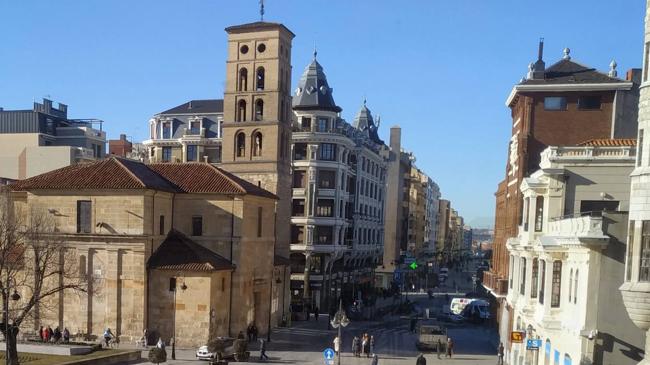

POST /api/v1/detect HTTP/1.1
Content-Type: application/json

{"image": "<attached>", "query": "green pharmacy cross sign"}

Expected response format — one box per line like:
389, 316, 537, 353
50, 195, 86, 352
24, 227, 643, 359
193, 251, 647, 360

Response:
409, 262, 418, 270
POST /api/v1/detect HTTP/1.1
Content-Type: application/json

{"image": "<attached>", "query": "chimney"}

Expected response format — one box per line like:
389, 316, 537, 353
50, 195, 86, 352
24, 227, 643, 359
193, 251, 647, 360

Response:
531, 38, 546, 79
188, 100, 193, 110
120, 134, 127, 141
626, 68, 643, 84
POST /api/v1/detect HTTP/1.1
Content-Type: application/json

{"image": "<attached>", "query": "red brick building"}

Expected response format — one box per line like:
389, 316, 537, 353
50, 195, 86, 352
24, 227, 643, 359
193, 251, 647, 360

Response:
482, 42, 640, 347
108, 134, 132, 157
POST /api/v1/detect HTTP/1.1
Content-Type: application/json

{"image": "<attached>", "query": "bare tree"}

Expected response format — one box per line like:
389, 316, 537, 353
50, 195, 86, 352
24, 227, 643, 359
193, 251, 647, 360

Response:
0, 187, 91, 365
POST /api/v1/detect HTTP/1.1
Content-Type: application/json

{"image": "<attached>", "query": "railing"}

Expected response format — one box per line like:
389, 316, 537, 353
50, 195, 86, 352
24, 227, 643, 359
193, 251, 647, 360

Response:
546, 213, 607, 238
183, 127, 204, 137
73, 147, 95, 160
540, 145, 635, 167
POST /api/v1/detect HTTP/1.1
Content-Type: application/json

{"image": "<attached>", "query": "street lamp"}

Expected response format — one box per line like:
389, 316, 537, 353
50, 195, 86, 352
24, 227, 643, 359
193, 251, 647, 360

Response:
171, 277, 187, 360
330, 299, 349, 365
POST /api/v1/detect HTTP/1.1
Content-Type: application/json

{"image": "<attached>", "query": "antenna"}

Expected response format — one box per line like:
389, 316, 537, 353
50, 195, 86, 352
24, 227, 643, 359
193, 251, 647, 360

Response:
259, 0, 265, 21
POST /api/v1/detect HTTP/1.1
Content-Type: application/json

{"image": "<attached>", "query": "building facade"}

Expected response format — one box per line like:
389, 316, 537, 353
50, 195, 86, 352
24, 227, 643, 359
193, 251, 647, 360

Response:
288, 54, 387, 312
483, 41, 641, 351
507, 142, 644, 365
144, 99, 223, 164
0, 99, 106, 179
621, 1, 650, 364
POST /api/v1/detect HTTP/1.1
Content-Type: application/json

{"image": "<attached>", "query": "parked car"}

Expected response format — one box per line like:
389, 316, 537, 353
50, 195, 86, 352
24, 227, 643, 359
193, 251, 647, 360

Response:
197, 337, 250, 362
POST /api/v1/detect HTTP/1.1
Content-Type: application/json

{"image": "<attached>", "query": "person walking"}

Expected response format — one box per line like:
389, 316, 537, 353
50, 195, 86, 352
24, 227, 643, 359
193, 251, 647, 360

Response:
369, 335, 375, 357
352, 336, 360, 357
497, 342, 505, 365
62, 328, 70, 343
436, 339, 443, 359
314, 306, 319, 322
416, 353, 427, 365
446, 337, 454, 358
47, 326, 54, 342
371, 353, 379, 365
333, 335, 341, 356
362, 334, 369, 358
259, 338, 269, 361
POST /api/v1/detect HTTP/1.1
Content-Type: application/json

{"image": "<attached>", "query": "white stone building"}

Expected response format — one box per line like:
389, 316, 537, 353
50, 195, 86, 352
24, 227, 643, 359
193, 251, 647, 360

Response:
507, 141, 645, 365
289, 54, 388, 313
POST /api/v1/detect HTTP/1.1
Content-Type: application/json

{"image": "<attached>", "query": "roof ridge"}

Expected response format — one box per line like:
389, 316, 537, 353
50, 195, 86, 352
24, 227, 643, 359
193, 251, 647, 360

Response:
547, 58, 625, 82
206, 164, 247, 194
112, 157, 148, 188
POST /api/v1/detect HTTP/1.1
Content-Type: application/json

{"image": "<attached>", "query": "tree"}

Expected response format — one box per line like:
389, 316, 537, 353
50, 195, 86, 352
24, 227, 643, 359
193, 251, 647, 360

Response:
0, 187, 91, 365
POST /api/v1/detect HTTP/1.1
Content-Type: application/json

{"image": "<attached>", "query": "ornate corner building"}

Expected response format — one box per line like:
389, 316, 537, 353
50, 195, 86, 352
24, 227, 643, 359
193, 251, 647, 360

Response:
288, 53, 388, 313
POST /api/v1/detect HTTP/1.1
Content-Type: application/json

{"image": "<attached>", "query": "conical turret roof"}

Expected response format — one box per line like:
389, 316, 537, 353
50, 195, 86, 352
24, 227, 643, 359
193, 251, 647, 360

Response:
292, 53, 341, 113
353, 100, 383, 144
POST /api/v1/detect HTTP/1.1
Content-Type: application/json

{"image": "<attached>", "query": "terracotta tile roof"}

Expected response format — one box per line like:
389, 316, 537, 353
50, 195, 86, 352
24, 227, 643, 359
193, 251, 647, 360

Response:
10, 158, 278, 199
148, 163, 278, 199
577, 138, 637, 147
10, 158, 178, 192
147, 229, 234, 272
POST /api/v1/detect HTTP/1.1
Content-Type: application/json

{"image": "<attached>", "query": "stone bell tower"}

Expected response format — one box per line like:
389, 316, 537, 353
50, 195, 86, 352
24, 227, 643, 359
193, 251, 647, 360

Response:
221, 21, 294, 258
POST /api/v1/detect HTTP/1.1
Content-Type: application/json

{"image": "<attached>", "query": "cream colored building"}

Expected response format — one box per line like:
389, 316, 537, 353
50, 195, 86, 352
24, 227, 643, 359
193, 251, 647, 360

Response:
9, 157, 283, 347
0, 99, 105, 180
507, 141, 644, 365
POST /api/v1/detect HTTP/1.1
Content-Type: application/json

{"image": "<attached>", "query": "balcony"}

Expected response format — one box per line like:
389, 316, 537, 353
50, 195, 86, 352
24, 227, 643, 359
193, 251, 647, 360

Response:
540, 145, 635, 168
546, 213, 607, 240
482, 271, 508, 297
182, 127, 205, 139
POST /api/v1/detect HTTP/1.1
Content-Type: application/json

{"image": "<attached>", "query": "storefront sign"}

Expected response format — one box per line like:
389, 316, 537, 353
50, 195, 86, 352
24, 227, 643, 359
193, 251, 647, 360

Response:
510, 331, 525, 343
526, 338, 542, 350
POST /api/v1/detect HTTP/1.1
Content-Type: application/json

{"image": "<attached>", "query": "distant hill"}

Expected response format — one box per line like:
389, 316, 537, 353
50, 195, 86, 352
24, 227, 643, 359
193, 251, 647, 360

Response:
467, 216, 494, 229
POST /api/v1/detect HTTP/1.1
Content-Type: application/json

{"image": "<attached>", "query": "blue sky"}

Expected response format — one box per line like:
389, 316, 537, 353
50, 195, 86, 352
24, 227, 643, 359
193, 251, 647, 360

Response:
0, 0, 645, 226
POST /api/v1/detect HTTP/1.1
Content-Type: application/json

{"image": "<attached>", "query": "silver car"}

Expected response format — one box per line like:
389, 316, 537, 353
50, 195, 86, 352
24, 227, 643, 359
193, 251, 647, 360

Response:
196, 337, 236, 361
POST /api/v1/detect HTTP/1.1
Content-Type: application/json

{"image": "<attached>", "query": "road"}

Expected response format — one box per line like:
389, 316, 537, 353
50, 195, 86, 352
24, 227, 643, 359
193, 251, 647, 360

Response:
135, 266, 499, 364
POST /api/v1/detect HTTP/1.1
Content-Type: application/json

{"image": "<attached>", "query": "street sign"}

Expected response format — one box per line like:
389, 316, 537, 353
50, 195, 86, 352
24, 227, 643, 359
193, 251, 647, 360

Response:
323, 348, 335, 363
526, 339, 542, 350
409, 262, 418, 270
510, 331, 525, 343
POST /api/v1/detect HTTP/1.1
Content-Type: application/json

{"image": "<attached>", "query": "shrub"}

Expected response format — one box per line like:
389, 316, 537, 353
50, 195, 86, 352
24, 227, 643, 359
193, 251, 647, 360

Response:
148, 347, 167, 364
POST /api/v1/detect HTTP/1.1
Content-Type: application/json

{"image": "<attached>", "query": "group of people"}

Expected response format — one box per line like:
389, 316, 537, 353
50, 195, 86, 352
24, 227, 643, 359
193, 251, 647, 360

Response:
245, 323, 259, 342
39, 326, 70, 344
351, 333, 374, 358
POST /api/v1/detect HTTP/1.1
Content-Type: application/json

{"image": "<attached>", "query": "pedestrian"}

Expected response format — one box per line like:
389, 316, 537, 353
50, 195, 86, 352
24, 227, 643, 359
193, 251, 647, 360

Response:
43, 327, 49, 343
259, 338, 269, 361
333, 335, 341, 355
314, 306, 319, 322
252, 324, 258, 341
247, 323, 253, 342
497, 342, 505, 365
39, 326, 44, 342
371, 353, 379, 365
446, 337, 454, 358
352, 336, 360, 357
47, 326, 54, 343
416, 353, 427, 365
53, 327, 62, 343
361, 333, 370, 357
436, 339, 442, 359
369, 335, 375, 356
63, 328, 70, 343
156, 337, 165, 350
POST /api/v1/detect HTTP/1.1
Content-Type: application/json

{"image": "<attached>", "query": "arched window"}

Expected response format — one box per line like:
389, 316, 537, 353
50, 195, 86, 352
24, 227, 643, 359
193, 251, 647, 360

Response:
551, 260, 562, 307
255, 99, 264, 121
574, 270, 578, 304
569, 269, 573, 303
564, 354, 572, 365
535, 196, 544, 231
252, 132, 263, 156
256, 67, 265, 90
236, 132, 246, 157
79, 255, 87, 277
237, 100, 247, 122
239, 68, 248, 91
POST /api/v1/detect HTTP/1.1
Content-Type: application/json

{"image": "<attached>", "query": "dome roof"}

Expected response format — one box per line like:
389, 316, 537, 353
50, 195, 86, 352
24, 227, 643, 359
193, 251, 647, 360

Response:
292, 54, 341, 113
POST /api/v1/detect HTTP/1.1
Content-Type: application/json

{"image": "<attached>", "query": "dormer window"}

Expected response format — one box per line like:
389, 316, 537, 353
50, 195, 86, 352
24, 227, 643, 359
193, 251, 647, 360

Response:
544, 97, 567, 111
